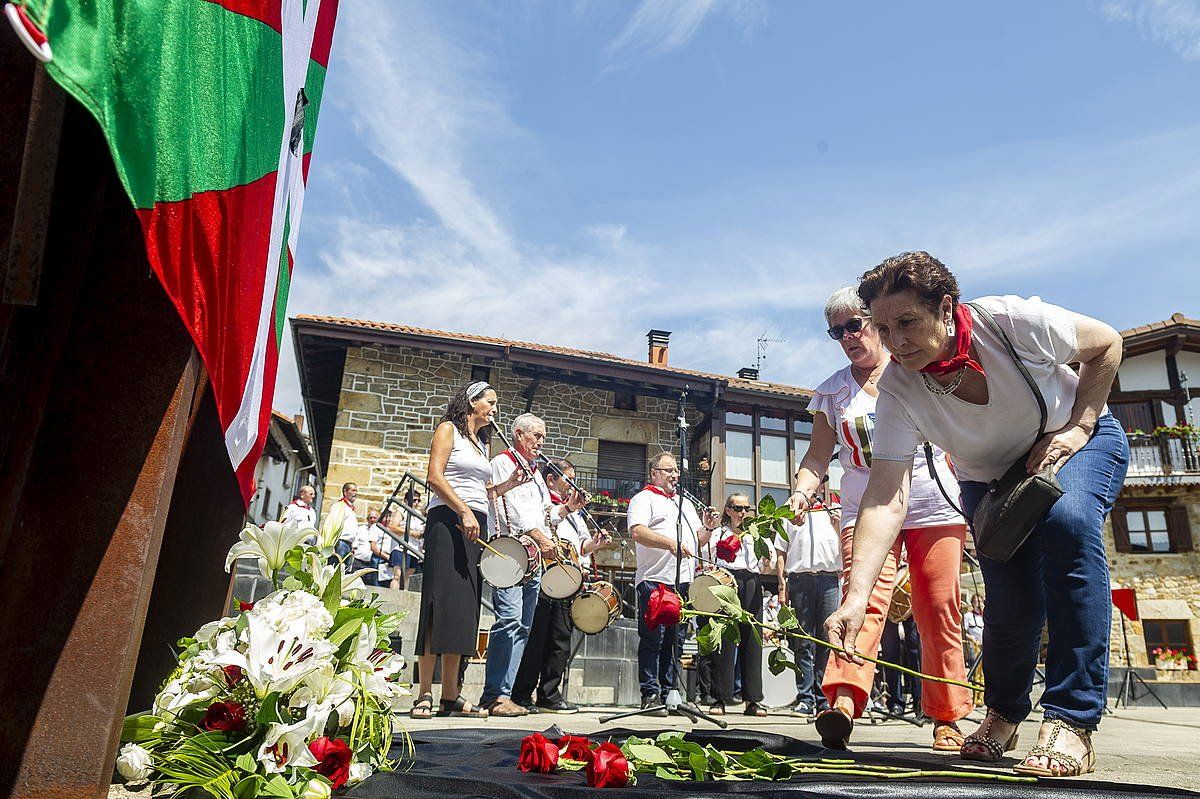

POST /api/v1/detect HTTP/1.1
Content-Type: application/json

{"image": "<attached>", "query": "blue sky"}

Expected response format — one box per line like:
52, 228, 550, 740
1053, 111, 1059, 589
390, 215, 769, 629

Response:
277, 0, 1200, 414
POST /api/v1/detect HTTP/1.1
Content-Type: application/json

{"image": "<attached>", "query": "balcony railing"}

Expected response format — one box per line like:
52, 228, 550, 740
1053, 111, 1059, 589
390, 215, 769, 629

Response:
1126, 430, 1200, 478
566, 466, 705, 506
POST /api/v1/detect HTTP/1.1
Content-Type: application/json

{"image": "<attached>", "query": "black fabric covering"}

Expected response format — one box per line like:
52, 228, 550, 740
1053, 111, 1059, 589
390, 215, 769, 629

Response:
342, 727, 1197, 798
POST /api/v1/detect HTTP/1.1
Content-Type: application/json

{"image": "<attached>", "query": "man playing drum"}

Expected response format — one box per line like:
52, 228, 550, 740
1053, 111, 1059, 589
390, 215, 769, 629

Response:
628, 452, 720, 714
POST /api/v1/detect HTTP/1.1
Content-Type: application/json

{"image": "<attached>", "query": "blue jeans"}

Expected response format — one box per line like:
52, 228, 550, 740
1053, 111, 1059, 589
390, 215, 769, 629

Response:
481, 575, 541, 703
636, 580, 689, 701
958, 413, 1128, 730
787, 571, 840, 706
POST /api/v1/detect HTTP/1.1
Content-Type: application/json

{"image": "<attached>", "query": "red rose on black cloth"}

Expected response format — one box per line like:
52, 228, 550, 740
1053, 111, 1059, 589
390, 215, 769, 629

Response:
715, 534, 742, 562
517, 732, 559, 773
558, 735, 594, 761
308, 736, 353, 789
586, 742, 630, 788
200, 701, 246, 733
645, 583, 681, 630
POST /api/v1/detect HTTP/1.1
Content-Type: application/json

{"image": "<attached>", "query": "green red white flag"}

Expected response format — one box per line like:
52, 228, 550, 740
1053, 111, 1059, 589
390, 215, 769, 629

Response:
5, 0, 340, 502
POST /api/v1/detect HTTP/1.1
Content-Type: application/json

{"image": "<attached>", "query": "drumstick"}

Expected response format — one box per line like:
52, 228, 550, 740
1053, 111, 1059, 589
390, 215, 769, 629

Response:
478, 538, 514, 560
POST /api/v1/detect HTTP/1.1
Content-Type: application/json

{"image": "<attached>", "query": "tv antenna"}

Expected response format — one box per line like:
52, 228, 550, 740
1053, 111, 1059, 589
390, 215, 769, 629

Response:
755, 332, 786, 372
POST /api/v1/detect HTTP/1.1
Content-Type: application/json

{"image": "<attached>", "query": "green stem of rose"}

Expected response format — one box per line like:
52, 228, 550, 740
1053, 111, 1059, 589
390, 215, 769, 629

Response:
685, 609, 983, 691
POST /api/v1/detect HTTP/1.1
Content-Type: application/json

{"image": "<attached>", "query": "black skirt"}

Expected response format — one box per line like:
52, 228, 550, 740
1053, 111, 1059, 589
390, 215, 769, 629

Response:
415, 505, 485, 656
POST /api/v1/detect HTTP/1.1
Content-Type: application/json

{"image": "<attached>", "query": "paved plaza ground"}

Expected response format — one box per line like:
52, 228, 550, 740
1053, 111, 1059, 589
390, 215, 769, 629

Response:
109, 704, 1200, 795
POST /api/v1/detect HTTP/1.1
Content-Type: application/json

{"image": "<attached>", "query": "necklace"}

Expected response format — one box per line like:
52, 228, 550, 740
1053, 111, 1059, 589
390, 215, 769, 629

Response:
922, 367, 966, 396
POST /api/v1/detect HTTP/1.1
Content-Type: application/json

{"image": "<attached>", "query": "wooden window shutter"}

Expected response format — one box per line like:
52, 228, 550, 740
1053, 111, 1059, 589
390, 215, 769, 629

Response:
1167, 505, 1193, 553
1111, 506, 1133, 553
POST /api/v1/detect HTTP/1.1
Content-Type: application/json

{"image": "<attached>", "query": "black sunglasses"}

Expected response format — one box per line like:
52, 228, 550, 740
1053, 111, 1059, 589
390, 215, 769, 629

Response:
728, 505, 753, 512
827, 317, 867, 340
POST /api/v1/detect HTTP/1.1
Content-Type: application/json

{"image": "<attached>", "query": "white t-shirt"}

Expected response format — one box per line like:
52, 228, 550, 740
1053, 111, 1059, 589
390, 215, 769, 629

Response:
554, 509, 592, 570
427, 425, 492, 514
627, 487, 705, 586
872, 295, 1083, 484
320, 498, 359, 544
776, 507, 841, 574
809, 364, 962, 529
489, 450, 551, 537
281, 499, 316, 529
374, 525, 396, 582
713, 525, 759, 572
351, 523, 375, 562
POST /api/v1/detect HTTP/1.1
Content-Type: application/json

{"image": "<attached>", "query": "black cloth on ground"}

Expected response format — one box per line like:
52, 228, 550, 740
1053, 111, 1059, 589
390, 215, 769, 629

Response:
342, 726, 1196, 798
415, 505, 485, 656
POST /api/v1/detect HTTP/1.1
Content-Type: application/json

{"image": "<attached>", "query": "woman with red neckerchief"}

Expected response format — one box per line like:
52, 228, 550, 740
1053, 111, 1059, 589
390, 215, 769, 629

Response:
788, 286, 972, 752
824, 252, 1128, 778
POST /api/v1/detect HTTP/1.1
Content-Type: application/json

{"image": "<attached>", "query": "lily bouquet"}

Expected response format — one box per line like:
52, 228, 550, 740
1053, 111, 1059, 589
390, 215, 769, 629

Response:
115, 520, 409, 798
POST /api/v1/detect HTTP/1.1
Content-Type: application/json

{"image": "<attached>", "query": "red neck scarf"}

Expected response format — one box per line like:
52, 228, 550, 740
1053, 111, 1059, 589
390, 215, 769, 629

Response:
504, 449, 534, 475
340, 497, 354, 508
643, 484, 676, 500
917, 303, 985, 377
549, 490, 565, 505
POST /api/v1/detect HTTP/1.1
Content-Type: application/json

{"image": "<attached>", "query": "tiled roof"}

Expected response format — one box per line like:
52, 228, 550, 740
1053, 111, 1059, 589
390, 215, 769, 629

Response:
293, 315, 813, 399
1121, 312, 1200, 338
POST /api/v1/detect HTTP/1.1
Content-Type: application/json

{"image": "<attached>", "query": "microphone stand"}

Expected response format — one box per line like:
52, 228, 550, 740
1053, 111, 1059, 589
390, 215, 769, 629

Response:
601, 386, 726, 728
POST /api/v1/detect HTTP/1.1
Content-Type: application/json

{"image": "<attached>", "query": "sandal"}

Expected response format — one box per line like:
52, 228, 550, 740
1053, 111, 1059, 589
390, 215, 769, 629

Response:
961, 709, 1019, 763
708, 703, 725, 716
1013, 719, 1095, 778
436, 695, 488, 718
814, 706, 853, 750
744, 702, 768, 717
932, 720, 965, 751
410, 692, 433, 720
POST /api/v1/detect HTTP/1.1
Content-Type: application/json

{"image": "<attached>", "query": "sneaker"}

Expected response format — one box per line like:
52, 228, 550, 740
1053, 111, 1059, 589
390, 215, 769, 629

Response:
489, 697, 528, 717
791, 701, 814, 717
640, 697, 668, 717
536, 698, 579, 714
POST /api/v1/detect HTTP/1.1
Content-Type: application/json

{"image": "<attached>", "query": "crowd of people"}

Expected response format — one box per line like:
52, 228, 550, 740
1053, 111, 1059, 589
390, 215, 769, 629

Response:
289, 251, 1127, 780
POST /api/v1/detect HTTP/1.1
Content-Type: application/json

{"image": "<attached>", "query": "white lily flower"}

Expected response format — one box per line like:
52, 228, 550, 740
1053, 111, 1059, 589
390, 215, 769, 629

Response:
225, 520, 316, 578
214, 611, 334, 697
289, 663, 356, 717
255, 710, 326, 773
116, 742, 154, 783
347, 625, 408, 708
348, 762, 374, 785
300, 779, 332, 799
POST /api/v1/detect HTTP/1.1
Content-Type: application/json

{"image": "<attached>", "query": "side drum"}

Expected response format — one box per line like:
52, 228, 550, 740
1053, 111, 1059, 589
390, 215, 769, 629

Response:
541, 541, 584, 599
479, 534, 540, 589
691, 567, 739, 614
570, 581, 621, 634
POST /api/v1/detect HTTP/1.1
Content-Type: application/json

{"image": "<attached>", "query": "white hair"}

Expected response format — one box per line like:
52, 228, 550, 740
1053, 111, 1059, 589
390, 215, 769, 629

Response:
824, 286, 867, 324
512, 412, 544, 434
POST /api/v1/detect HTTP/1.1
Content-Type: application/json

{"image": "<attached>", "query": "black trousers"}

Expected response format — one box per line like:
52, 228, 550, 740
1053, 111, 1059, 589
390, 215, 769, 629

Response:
714, 569, 764, 704
881, 618, 922, 713
511, 595, 573, 705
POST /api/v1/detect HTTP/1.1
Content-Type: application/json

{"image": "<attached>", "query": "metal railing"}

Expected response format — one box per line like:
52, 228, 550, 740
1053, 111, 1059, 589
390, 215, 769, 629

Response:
567, 466, 704, 505
1126, 430, 1200, 477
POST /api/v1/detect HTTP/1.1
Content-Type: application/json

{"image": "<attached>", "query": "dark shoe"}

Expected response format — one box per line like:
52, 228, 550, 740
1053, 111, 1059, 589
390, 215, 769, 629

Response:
790, 701, 814, 717
744, 702, 768, 717
640, 697, 668, 717
536, 698, 579, 714
815, 706, 853, 750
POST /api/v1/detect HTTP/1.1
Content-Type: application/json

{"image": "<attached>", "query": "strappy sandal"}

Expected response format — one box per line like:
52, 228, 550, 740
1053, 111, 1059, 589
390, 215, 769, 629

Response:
1013, 719, 1095, 778
744, 702, 768, 717
932, 721, 965, 751
410, 692, 433, 719
961, 709, 1019, 762
814, 706, 853, 750
436, 695, 488, 718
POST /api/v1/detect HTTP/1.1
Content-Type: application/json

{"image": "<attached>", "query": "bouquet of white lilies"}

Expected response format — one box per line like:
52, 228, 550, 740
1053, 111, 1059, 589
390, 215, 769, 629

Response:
116, 520, 409, 798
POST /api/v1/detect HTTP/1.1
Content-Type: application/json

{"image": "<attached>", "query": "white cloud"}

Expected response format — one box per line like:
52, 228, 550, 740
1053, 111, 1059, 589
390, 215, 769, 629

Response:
1102, 0, 1200, 60
604, 0, 764, 66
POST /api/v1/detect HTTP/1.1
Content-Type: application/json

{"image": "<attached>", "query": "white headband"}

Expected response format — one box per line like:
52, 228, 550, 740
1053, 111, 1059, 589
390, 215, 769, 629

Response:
466, 381, 493, 401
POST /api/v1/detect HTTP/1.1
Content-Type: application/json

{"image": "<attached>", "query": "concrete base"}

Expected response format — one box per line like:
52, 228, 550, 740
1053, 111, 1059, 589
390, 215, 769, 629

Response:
1108, 666, 1200, 707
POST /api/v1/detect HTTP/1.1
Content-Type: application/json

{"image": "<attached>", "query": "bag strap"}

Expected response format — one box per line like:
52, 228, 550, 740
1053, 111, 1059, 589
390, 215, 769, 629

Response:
924, 442, 968, 521
965, 301, 1047, 440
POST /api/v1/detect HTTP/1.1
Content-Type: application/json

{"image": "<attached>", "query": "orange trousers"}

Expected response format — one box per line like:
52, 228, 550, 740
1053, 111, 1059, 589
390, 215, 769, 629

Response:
822, 523, 973, 721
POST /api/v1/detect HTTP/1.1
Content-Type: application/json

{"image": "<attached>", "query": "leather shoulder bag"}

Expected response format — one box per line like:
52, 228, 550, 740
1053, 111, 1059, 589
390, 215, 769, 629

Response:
925, 302, 1063, 562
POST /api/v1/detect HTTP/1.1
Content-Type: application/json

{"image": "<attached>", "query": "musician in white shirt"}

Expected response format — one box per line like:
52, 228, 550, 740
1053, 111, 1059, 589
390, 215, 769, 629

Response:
281, 485, 317, 528
628, 452, 719, 713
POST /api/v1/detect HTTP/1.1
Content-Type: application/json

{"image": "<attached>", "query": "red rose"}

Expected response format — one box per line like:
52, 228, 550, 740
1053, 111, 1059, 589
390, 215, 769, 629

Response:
222, 665, 244, 686
586, 742, 630, 788
200, 701, 246, 733
308, 736, 353, 789
645, 583, 681, 630
558, 735, 594, 761
517, 732, 559, 773
715, 534, 742, 562
239, 600, 254, 611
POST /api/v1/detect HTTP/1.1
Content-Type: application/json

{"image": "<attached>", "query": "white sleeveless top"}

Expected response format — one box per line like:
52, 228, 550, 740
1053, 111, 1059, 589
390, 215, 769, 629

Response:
427, 424, 491, 514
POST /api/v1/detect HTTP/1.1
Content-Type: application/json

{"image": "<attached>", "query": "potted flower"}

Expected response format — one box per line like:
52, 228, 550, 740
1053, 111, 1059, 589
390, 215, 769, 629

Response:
1153, 647, 1191, 671
589, 490, 618, 510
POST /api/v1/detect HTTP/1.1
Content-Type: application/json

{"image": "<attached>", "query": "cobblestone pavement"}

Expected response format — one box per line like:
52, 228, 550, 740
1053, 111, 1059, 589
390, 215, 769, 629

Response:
109, 704, 1200, 794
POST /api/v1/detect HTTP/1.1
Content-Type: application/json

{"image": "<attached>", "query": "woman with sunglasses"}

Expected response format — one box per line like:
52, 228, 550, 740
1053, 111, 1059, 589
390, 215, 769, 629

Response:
709, 493, 769, 716
788, 287, 972, 750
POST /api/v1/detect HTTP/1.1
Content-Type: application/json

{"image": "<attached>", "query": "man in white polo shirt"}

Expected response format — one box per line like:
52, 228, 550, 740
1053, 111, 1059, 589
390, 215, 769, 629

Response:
281, 484, 317, 528
319, 482, 359, 565
628, 452, 719, 713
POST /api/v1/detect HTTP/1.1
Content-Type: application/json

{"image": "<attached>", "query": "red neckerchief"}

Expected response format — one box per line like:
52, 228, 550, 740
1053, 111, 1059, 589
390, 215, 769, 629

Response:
503, 449, 534, 475
896, 303, 984, 377
549, 490, 565, 505
644, 484, 676, 499
340, 497, 354, 509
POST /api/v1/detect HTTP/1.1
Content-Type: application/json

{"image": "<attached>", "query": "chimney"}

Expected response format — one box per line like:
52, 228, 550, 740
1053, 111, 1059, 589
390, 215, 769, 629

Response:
647, 329, 671, 366
737, 367, 759, 381
293, 414, 305, 433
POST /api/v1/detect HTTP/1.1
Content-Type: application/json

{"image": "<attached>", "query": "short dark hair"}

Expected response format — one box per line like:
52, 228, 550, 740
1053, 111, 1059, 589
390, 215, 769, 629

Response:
857, 251, 960, 314
342, 482, 357, 493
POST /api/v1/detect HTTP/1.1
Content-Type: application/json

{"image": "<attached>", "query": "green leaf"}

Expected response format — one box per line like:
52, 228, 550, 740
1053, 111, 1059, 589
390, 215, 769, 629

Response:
705, 745, 728, 770
759, 494, 777, 514
767, 647, 799, 675
558, 758, 588, 772
695, 620, 725, 655
734, 747, 774, 770
687, 751, 708, 780
255, 692, 285, 727
260, 774, 294, 799
776, 604, 799, 630
654, 766, 687, 781
706, 584, 744, 617
328, 617, 363, 648
322, 567, 343, 615
235, 753, 257, 773
625, 743, 674, 765
233, 774, 262, 799
121, 712, 160, 743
